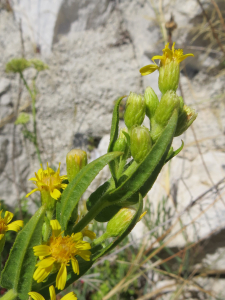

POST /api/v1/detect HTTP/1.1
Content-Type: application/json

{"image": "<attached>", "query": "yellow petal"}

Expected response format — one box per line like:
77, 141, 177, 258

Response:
139, 64, 158, 76
4, 211, 14, 224
36, 257, 55, 268
33, 265, 53, 283
72, 232, 83, 242
71, 258, 79, 275
56, 263, 67, 290
50, 189, 61, 200
49, 285, 56, 300
28, 292, 45, 300
75, 241, 91, 250
177, 53, 194, 63
151, 55, 163, 62
77, 250, 91, 261
29, 177, 38, 181
61, 184, 68, 190
82, 229, 96, 240
61, 292, 78, 300
7, 220, 23, 232
33, 245, 51, 257
50, 220, 61, 237
26, 188, 39, 198
0, 234, 5, 240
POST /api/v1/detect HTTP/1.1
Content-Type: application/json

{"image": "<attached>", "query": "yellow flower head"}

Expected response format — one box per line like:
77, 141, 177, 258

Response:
33, 220, 91, 290
0, 210, 23, 240
26, 163, 67, 201
140, 42, 194, 76
140, 42, 194, 94
28, 285, 77, 300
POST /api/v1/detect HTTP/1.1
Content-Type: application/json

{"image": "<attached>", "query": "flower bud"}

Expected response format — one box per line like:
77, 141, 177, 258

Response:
66, 149, 87, 182
175, 105, 197, 136
154, 90, 180, 127
144, 87, 159, 121
130, 126, 152, 163
124, 92, 146, 129
106, 208, 136, 237
158, 60, 180, 94
113, 138, 127, 152
179, 96, 184, 113
5, 58, 31, 73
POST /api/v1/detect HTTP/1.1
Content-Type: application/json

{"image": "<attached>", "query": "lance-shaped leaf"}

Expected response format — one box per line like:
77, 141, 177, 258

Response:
107, 96, 127, 180
57, 151, 123, 231
0, 206, 46, 300
165, 140, 184, 163
92, 194, 143, 261
95, 110, 178, 214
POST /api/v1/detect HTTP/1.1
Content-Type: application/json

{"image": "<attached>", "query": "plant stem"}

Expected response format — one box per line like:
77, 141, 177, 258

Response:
19, 72, 42, 164
0, 290, 17, 300
72, 198, 109, 233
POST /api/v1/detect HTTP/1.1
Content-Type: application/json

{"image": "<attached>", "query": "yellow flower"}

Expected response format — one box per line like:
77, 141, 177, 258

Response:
140, 42, 194, 94
33, 220, 91, 290
140, 42, 194, 76
28, 285, 77, 300
26, 163, 67, 201
0, 210, 23, 240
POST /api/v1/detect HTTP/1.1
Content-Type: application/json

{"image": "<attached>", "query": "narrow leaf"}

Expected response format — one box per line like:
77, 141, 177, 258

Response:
0, 206, 46, 300
165, 140, 184, 163
57, 151, 123, 231
107, 96, 127, 180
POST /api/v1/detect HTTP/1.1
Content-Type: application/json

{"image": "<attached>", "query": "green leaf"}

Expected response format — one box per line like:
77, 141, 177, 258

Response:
92, 194, 143, 261
165, 140, 184, 163
86, 179, 120, 222
107, 96, 127, 180
0, 206, 46, 300
99, 110, 178, 206
0, 289, 17, 300
57, 151, 123, 231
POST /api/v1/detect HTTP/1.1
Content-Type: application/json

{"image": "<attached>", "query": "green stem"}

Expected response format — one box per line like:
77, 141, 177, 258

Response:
72, 198, 109, 233
0, 290, 17, 300
92, 232, 109, 246
19, 72, 42, 164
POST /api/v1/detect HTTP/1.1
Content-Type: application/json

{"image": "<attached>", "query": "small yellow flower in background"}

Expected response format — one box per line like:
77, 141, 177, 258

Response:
26, 163, 67, 201
0, 210, 23, 240
140, 42, 194, 94
140, 42, 194, 76
33, 220, 91, 290
28, 285, 77, 300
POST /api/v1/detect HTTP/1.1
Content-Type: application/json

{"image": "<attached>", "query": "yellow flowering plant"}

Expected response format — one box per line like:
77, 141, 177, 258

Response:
0, 42, 197, 300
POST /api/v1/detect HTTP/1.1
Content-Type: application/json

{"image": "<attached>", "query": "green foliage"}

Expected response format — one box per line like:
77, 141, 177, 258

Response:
29, 59, 49, 72
0, 206, 46, 300
15, 113, 30, 125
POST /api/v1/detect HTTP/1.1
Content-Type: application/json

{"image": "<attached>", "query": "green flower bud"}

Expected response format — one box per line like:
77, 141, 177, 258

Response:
113, 138, 127, 152
106, 207, 136, 237
14, 112, 30, 125
124, 92, 146, 129
154, 90, 180, 127
5, 58, 31, 73
66, 149, 87, 182
144, 87, 159, 120
179, 96, 184, 113
175, 105, 197, 136
130, 126, 152, 163
150, 91, 180, 143
30, 59, 49, 72
158, 60, 180, 94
